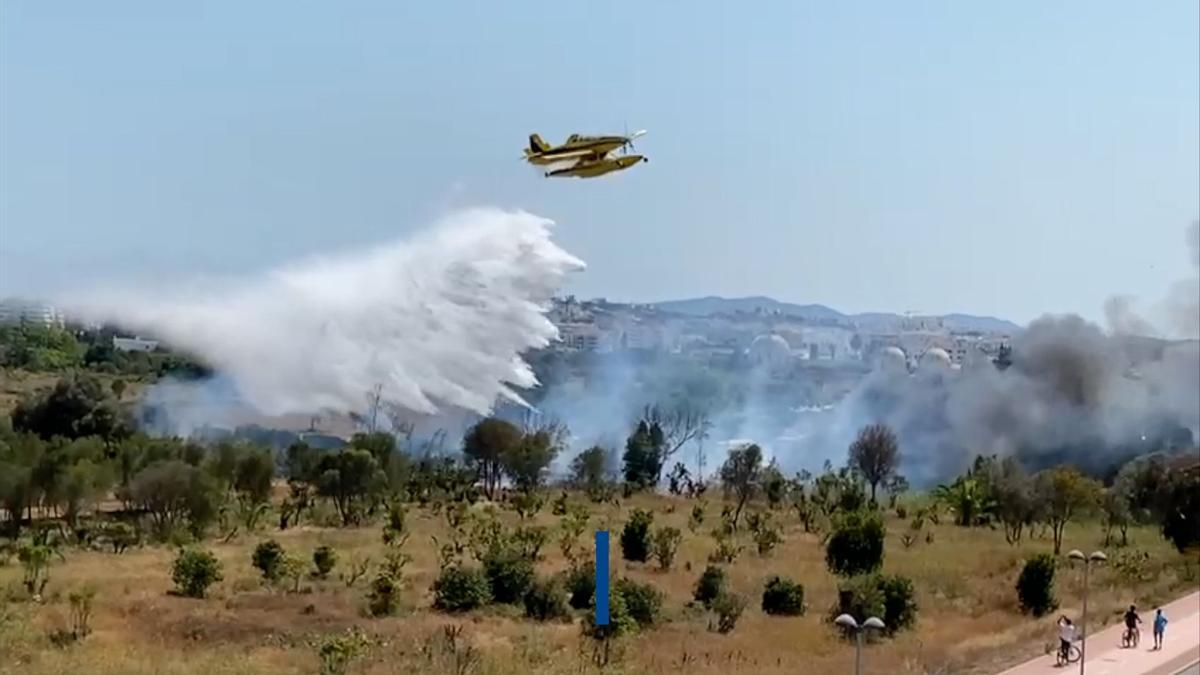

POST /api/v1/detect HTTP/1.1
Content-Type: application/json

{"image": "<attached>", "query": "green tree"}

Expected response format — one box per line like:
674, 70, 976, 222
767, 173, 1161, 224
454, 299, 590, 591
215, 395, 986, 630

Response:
570, 445, 612, 496
1034, 466, 1103, 555
718, 443, 764, 531
12, 375, 132, 446
847, 423, 900, 504
61, 458, 114, 528
622, 420, 665, 489
502, 427, 562, 494
462, 418, 522, 500
315, 449, 386, 526
126, 460, 222, 539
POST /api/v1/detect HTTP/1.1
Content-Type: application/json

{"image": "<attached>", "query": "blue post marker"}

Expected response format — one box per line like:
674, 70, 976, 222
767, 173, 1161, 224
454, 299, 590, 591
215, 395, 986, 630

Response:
595, 530, 609, 625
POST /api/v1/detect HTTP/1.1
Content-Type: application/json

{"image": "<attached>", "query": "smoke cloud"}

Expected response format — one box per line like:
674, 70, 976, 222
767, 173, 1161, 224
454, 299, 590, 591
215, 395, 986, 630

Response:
64, 208, 584, 419
523, 222, 1200, 485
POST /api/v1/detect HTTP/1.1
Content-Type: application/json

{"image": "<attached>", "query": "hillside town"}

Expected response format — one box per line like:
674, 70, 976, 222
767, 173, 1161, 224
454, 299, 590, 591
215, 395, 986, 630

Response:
546, 295, 1014, 374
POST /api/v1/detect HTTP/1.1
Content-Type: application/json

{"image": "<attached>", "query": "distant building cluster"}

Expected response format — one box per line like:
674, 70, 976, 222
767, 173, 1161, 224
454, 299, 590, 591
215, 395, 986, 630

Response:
0, 298, 66, 327
546, 296, 1013, 376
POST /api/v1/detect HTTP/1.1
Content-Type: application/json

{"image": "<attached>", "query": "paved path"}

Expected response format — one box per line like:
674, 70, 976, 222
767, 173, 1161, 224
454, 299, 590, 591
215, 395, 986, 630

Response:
996, 591, 1200, 675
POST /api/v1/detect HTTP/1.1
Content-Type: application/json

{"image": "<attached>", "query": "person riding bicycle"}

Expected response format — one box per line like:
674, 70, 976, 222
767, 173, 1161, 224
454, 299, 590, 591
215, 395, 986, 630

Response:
1123, 605, 1142, 644
1058, 615, 1077, 659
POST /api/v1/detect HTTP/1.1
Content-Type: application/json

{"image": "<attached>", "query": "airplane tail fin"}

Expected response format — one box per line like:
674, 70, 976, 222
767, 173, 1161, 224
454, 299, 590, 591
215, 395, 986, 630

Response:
529, 134, 551, 154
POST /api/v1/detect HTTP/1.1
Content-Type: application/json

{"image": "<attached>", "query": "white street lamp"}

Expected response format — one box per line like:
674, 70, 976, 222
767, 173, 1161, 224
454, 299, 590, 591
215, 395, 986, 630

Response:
1067, 549, 1107, 675
835, 614, 886, 675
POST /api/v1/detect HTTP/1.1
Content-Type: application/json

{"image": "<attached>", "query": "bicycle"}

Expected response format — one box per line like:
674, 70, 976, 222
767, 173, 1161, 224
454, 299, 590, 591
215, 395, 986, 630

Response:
1056, 640, 1082, 666
1121, 626, 1140, 648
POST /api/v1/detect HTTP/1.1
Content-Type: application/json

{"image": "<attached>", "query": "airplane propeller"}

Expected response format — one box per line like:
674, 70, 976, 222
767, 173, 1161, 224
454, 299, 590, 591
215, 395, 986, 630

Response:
621, 125, 647, 155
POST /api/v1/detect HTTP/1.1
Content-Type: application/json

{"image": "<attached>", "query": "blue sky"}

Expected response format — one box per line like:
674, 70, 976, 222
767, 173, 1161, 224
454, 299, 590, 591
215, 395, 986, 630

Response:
2, 1, 1197, 324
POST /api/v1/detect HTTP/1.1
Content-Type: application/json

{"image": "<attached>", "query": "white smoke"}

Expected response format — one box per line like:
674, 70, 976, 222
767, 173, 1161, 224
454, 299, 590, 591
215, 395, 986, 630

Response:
64, 208, 584, 417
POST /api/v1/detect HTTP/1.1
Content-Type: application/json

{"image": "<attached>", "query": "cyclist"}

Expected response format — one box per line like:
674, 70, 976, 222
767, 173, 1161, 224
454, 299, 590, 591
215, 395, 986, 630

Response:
1058, 615, 1077, 661
1123, 605, 1142, 646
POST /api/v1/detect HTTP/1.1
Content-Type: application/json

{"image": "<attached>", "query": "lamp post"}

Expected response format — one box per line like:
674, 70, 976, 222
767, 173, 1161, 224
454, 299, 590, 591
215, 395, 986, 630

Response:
1067, 549, 1107, 675
834, 614, 886, 675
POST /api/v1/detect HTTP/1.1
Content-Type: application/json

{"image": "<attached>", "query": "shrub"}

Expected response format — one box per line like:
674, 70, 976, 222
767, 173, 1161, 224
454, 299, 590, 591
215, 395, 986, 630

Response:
761, 576, 805, 616
615, 578, 663, 627
877, 574, 917, 633
652, 526, 682, 571
753, 523, 782, 556
68, 586, 97, 639
252, 539, 285, 582
524, 576, 569, 621
313, 545, 338, 579
711, 592, 747, 634
432, 565, 492, 612
101, 522, 138, 554
1016, 553, 1058, 617
581, 587, 638, 666
171, 548, 223, 598
825, 510, 885, 577
366, 573, 400, 617
693, 564, 727, 608
830, 573, 917, 636
315, 627, 372, 675
620, 509, 654, 562
482, 551, 535, 604
830, 575, 884, 633
562, 564, 595, 610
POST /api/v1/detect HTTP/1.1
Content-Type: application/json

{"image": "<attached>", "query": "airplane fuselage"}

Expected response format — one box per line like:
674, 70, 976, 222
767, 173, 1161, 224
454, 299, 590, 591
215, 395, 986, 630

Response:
525, 135, 629, 165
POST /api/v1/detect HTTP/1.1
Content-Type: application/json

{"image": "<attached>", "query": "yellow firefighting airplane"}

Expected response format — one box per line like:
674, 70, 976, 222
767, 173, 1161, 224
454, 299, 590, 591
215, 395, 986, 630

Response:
523, 130, 648, 178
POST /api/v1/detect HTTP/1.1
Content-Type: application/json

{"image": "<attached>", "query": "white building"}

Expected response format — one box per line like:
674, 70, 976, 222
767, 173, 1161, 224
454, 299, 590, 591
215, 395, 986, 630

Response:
0, 299, 65, 327
113, 336, 159, 352
556, 322, 601, 351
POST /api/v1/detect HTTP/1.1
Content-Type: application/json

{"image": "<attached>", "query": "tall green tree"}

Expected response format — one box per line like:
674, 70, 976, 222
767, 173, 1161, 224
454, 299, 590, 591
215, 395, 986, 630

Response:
502, 427, 563, 494
622, 421, 665, 489
315, 449, 385, 525
1034, 466, 1103, 555
718, 443, 764, 531
462, 418, 522, 500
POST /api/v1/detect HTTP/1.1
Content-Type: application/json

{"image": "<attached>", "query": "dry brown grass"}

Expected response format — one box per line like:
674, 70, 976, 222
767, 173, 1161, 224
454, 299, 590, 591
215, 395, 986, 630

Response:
1, 493, 1195, 675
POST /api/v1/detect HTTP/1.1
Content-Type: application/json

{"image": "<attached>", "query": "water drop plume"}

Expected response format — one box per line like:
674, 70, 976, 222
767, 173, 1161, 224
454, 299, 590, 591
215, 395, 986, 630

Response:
65, 207, 584, 417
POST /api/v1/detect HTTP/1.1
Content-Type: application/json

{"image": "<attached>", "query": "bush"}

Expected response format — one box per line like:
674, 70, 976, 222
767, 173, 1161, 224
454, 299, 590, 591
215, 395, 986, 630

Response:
620, 509, 654, 562
652, 526, 682, 571
482, 551, 535, 604
615, 578, 663, 627
313, 545, 338, 579
711, 592, 747, 634
524, 576, 569, 621
562, 564, 595, 610
761, 576, 805, 616
171, 548, 223, 598
252, 540, 285, 582
877, 574, 917, 633
830, 573, 917, 636
432, 565, 492, 612
693, 564, 727, 608
825, 510, 885, 577
366, 573, 400, 617
1016, 553, 1058, 617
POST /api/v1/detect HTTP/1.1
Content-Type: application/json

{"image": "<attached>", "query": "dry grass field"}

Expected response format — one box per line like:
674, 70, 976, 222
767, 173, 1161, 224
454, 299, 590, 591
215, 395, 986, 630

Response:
1, 492, 1195, 675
